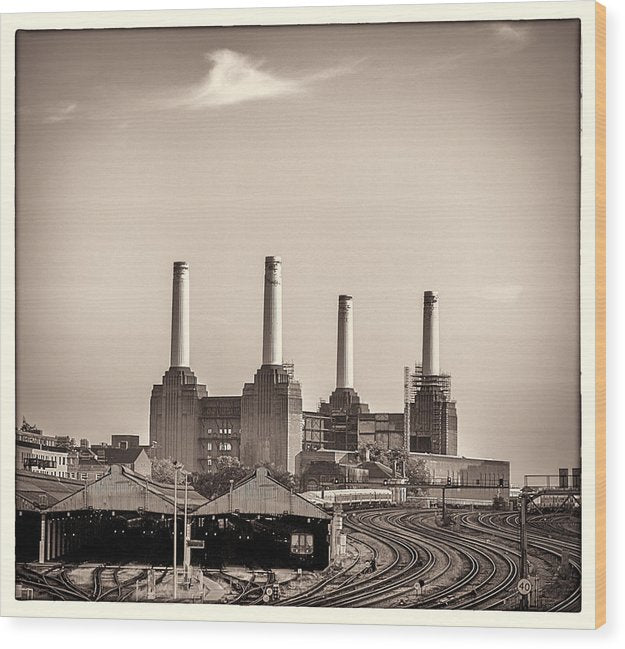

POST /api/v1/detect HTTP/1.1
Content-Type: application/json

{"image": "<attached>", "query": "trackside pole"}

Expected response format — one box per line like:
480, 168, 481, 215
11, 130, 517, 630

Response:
173, 464, 179, 600
183, 474, 190, 584
39, 513, 46, 564
519, 493, 529, 610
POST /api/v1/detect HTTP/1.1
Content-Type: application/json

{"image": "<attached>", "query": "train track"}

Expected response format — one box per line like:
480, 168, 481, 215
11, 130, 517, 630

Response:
277, 510, 440, 608
16, 564, 147, 602
276, 508, 580, 611
275, 535, 379, 606
15, 510, 580, 611
393, 511, 519, 610
467, 512, 581, 612
17, 565, 91, 601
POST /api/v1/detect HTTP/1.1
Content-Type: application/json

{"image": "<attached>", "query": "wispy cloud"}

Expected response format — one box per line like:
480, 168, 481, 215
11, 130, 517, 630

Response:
42, 102, 77, 124
496, 23, 530, 45
166, 49, 357, 109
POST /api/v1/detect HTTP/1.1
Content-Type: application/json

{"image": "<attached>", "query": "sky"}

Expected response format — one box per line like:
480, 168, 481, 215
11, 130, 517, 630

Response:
15, 20, 581, 484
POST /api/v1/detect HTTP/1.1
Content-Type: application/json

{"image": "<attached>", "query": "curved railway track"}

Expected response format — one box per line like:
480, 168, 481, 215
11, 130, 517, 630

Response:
394, 511, 518, 610
16, 509, 580, 611
465, 511, 581, 612
274, 508, 579, 612
16, 564, 147, 602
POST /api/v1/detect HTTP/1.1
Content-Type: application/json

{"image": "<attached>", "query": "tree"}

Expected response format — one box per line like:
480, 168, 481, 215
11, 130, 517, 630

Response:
192, 456, 248, 500
387, 448, 409, 465
405, 458, 430, 486
358, 443, 412, 474
150, 457, 185, 484
359, 441, 389, 465
405, 458, 431, 496
191, 459, 297, 500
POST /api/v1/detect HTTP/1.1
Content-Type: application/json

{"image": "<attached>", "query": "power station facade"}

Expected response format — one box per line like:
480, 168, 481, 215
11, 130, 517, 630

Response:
149, 259, 458, 474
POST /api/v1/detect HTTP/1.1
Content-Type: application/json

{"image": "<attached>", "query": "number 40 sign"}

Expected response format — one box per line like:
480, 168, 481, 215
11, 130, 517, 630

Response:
517, 578, 532, 596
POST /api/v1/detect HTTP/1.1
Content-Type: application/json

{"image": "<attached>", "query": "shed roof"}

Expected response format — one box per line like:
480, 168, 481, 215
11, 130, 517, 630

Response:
193, 467, 330, 519
16, 470, 85, 512
45, 464, 204, 514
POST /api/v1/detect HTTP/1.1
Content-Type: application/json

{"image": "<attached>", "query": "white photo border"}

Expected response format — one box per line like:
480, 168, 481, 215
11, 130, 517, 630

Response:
0, 1, 598, 628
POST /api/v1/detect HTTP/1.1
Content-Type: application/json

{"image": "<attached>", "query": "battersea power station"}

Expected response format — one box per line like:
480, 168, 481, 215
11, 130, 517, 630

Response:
149, 258, 474, 482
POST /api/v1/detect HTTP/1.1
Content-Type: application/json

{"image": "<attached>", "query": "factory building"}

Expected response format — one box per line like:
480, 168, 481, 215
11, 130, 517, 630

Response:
407, 292, 458, 455
149, 258, 300, 474
302, 293, 455, 456
149, 259, 464, 480
303, 295, 375, 452
240, 257, 303, 475
149, 261, 208, 471
199, 397, 241, 470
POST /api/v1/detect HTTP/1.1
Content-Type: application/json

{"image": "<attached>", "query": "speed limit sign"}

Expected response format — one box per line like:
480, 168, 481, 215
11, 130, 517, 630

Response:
517, 578, 532, 595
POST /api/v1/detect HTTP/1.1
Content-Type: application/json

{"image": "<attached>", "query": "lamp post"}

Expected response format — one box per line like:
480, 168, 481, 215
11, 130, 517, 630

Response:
172, 461, 181, 600
182, 469, 190, 585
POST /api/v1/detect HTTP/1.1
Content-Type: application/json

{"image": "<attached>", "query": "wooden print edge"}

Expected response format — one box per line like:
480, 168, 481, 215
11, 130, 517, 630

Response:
595, 0, 606, 631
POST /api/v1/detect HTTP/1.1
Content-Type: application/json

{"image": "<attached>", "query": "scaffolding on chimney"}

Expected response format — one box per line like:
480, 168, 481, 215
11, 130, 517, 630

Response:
403, 363, 454, 453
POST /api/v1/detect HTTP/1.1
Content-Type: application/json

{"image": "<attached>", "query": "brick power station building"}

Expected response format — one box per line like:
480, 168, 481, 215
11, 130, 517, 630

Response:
150, 258, 301, 474
150, 259, 459, 475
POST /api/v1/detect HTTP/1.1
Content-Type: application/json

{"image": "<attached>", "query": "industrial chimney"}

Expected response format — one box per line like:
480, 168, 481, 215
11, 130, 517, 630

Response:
336, 295, 354, 389
422, 291, 440, 376
262, 256, 283, 366
170, 261, 190, 368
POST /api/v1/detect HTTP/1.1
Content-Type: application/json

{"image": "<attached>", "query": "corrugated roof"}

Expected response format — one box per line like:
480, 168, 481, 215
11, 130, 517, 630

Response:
16, 470, 85, 511
43, 465, 204, 514
193, 467, 330, 519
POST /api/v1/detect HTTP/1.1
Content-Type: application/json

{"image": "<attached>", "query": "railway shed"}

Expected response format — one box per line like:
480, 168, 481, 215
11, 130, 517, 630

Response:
191, 467, 333, 569
17, 466, 337, 570
16, 465, 205, 565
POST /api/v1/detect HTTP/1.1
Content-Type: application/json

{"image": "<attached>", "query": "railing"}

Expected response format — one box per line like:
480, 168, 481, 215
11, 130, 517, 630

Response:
412, 478, 509, 488
24, 458, 57, 469
523, 473, 581, 489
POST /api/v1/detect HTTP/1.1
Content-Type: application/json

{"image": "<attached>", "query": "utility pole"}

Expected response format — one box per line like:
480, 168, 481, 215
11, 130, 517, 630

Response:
183, 471, 190, 585
519, 492, 529, 610
172, 461, 180, 601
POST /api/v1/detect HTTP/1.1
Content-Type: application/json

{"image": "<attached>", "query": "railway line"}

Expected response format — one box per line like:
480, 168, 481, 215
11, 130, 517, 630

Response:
16, 509, 580, 611
463, 511, 581, 612
16, 564, 147, 602
275, 508, 579, 612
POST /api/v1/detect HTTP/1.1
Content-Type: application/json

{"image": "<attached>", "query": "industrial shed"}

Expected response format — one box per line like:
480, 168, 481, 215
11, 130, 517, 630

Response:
16, 470, 84, 512
16, 465, 205, 564
193, 467, 330, 519
190, 467, 332, 569
46, 464, 205, 514
16, 466, 335, 569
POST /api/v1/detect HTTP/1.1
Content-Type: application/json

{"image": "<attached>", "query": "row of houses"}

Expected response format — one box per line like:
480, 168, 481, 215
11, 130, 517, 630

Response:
15, 419, 151, 481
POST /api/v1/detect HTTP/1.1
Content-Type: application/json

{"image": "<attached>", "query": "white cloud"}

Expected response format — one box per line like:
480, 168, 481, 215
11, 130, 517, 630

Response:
168, 49, 355, 109
496, 24, 530, 45
43, 102, 77, 124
